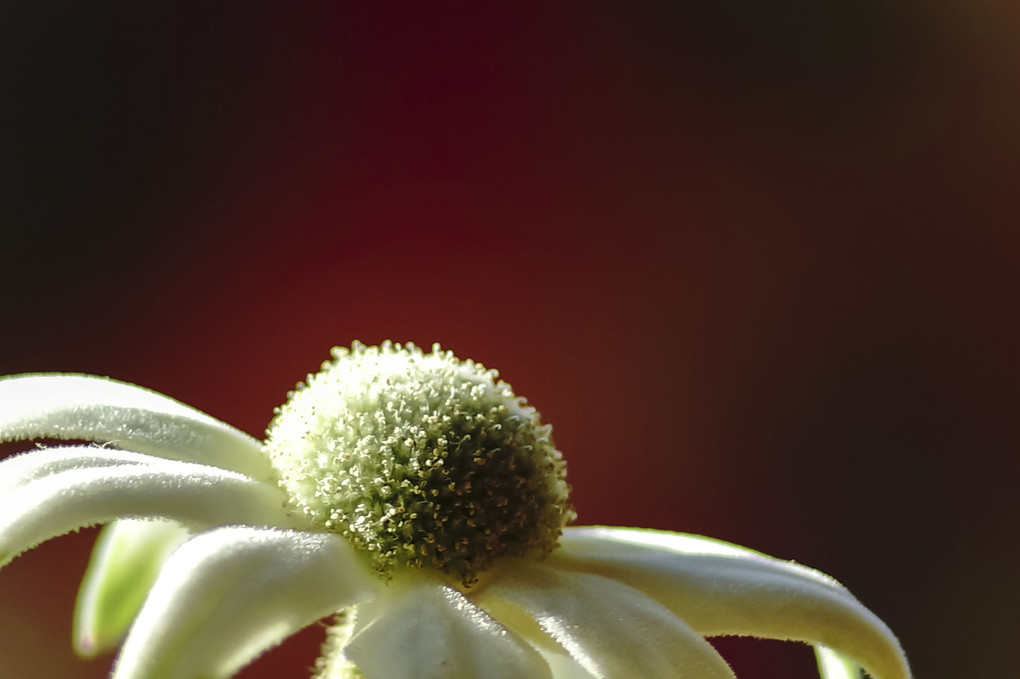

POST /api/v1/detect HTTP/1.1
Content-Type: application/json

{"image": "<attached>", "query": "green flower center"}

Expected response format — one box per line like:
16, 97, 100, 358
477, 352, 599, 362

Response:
263, 342, 574, 584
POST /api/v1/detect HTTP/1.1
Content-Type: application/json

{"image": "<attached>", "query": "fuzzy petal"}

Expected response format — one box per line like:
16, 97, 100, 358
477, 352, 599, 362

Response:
0, 445, 190, 629
344, 573, 552, 679
113, 527, 376, 679
0, 453, 293, 567
476, 559, 735, 679
553, 527, 910, 679
74, 518, 191, 656
0, 373, 272, 480
0, 445, 157, 493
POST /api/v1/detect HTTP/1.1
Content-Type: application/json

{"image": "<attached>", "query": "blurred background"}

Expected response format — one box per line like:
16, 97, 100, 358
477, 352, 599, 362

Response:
2, 2, 1018, 677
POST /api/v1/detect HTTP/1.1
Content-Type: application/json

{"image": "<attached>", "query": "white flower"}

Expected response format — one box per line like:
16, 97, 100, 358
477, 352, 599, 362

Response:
0, 342, 911, 679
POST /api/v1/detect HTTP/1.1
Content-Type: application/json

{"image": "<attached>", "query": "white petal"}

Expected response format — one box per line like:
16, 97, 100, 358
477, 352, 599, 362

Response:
344, 572, 552, 679
74, 518, 192, 656
0, 445, 157, 494
476, 559, 735, 679
0, 453, 293, 567
553, 527, 911, 679
0, 373, 272, 480
113, 527, 377, 679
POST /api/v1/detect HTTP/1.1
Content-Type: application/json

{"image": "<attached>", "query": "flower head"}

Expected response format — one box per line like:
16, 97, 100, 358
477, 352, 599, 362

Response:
265, 342, 573, 583
0, 342, 912, 679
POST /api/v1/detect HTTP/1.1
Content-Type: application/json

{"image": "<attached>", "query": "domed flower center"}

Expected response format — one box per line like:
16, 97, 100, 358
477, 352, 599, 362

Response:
263, 342, 574, 585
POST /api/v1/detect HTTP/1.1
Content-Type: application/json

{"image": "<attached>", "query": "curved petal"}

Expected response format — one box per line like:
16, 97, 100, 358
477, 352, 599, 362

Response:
344, 572, 552, 679
0, 452, 294, 567
74, 518, 191, 656
112, 527, 377, 679
475, 559, 735, 679
0, 445, 158, 494
0, 373, 273, 480
552, 527, 911, 679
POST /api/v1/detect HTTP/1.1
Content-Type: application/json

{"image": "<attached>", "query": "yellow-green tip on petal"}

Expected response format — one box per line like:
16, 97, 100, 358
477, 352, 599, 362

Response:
816, 645, 864, 679
74, 519, 190, 656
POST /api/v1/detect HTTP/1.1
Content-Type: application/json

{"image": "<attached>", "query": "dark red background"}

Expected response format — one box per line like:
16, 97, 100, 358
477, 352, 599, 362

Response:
3, 3, 1018, 677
